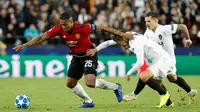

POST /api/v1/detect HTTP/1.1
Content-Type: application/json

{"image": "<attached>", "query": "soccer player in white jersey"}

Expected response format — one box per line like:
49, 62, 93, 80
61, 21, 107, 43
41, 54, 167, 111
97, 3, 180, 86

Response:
86, 32, 173, 108
123, 11, 197, 105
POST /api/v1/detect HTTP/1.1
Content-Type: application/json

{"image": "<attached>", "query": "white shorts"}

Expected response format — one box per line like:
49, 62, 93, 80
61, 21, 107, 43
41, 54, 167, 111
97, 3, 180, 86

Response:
167, 60, 177, 76
147, 57, 174, 80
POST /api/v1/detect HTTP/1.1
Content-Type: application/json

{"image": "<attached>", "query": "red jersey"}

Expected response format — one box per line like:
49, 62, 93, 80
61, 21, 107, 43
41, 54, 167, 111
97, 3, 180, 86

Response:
46, 22, 96, 54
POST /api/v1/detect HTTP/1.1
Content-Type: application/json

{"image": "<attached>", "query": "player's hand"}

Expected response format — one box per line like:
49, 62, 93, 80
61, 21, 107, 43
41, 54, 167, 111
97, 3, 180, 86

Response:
86, 48, 97, 57
185, 39, 192, 47
126, 75, 131, 81
13, 44, 27, 51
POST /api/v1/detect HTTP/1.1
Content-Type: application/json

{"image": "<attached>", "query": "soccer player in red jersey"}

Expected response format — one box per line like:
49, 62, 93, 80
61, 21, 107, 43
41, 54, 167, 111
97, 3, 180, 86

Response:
13, 12, 133, 108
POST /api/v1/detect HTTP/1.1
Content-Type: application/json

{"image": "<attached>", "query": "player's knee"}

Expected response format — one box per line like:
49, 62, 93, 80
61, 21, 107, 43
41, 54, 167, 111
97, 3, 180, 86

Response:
66, 82, 76, 88
168, 78, 176, 83
167, 75, 177, 82
85, 81, 95, 88
139, 72, 152, 82
139, 76, 148, 83
84, 73, 96, 88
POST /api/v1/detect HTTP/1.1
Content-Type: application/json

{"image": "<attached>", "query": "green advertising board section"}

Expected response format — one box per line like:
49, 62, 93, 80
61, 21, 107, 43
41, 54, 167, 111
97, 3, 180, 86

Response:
0, 55, 199, 78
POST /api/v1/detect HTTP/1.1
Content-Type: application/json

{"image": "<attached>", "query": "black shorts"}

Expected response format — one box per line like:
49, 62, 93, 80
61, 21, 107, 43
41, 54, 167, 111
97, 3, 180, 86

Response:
67, 53, 98, 80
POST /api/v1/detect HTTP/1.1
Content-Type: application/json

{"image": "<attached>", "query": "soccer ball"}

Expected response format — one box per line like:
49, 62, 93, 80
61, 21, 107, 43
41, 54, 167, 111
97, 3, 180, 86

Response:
15, 94, 30, 109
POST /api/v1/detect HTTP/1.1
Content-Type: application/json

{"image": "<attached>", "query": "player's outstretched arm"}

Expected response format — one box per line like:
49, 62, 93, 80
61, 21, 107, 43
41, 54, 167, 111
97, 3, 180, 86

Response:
96, 25, 133, 39
13, 33, 49, 51
126, 48, 144, 81
86, 40, 117, 56
177, 24, 192, 47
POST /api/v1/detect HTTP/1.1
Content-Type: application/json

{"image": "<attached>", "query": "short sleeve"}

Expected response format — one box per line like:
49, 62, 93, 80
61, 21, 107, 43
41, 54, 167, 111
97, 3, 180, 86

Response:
162, 24, 178, 34
45, 25, 60, 38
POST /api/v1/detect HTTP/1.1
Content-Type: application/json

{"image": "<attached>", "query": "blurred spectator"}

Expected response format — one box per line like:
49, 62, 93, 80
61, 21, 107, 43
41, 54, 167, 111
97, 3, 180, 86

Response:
190, 24, 199, 44
136, 2, 151, 23
0, 28, 6, 55
24, 24, 39, 40
6, 23, 16, 40
8, 0, 18, 11
7, 7, 17, 25
121, 6, 134, 30
49, 11, 60, 26
195, 14, 200, 29
94, 10, 108, 27
71, 4, 80, 21
24, 4, 39, 26
109, 6, 121, 27
39, 2, 50, 13
159, 14, 167, 24
0, 0, 199, 48
37, 12, 49, 34
133, 24, 142, 33
89, 7, 98, 23
0, 9, 7, 35
184, 7, 195, 29
171, 10, 184, 24
57, 3, 65, 14
16, 21, 26, 36
78, 8, 90, 24
4, 23, 16, 44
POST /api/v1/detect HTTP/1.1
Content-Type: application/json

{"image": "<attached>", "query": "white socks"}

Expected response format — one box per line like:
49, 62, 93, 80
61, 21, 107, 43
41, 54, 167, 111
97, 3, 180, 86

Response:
72, 83, 93, 103
71, 79, 118, 103
95, 79, 118, 90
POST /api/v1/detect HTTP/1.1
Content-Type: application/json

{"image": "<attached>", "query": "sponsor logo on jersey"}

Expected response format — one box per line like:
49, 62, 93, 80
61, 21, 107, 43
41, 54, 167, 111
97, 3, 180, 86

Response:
66, 41, 78, 47
75, 33, 80, 39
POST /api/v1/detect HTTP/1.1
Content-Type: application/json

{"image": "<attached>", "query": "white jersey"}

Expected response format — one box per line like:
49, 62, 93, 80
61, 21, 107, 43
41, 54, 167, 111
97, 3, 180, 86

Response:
127, 33, 174, 78
128, 33, 170, 64
144, 24, 178, 64
95, 32, 174, 78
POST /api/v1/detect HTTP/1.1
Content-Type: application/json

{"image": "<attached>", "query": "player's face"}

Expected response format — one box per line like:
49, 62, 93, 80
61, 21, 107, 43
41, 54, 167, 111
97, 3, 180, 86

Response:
60, 19, 73, 32
145, 16, 158, 30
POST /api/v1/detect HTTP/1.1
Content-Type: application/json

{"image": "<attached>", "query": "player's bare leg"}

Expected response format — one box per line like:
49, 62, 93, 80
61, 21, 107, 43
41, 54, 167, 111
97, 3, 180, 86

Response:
167, 74, 198, 104
84, 74, 96, 88
84, 74, 123, 102
139, 70, 170, 108
66, 77, 94, 108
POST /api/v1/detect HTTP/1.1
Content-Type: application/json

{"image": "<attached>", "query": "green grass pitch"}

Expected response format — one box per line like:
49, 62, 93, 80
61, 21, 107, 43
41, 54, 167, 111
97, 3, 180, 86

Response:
0, 76, 200, 112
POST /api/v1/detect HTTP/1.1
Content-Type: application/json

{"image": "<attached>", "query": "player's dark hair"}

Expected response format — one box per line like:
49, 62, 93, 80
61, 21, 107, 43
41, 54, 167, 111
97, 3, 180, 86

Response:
112, 35, 121, 42
145, 11, 158, 18
111, 33, 123, 42
60, 12, 72, 20
113, 35, 130, 49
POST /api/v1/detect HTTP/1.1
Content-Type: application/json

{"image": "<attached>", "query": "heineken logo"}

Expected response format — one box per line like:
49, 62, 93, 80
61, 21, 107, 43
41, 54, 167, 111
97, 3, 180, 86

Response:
0, 55, 135, 78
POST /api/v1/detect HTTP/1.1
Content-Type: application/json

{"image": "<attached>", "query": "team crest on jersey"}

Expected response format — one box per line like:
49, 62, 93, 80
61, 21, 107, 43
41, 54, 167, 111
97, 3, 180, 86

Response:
75, 33, 80, 39
158, 34, 162, 40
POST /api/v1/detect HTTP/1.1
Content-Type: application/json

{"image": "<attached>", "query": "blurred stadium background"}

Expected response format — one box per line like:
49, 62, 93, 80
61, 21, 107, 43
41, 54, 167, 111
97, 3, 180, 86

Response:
0, 0, 200, 112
